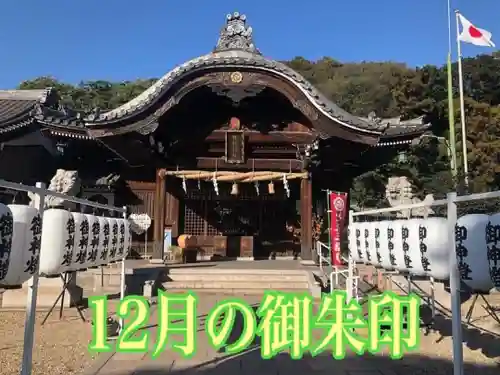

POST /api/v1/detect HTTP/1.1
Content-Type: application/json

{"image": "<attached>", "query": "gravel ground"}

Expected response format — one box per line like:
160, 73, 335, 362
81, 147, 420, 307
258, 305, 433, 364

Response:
0, 296, 123, 375
0, 310, 100, 375
1, 292, 499, 375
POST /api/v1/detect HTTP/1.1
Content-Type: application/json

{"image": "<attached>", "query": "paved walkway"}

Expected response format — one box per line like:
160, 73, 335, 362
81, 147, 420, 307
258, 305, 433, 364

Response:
87, 294, 498, 375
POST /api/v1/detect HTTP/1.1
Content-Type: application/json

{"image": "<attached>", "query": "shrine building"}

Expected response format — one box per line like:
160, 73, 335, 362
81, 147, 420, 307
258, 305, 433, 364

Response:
0, 12, 429, 262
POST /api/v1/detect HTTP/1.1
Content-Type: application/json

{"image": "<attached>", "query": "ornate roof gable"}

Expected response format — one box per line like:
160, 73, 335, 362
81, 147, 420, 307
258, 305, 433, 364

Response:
214, 12, 261, 55
79, 11, 429, 142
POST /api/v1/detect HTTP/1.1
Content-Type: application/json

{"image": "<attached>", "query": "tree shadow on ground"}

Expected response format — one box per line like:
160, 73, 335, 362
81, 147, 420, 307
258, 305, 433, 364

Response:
349, 272, 500, 360
122, 351, 500, 375
421, 303, 500, 359
215, 304, 261, 354
208, 299, 500, 363
102, 300, 500, 375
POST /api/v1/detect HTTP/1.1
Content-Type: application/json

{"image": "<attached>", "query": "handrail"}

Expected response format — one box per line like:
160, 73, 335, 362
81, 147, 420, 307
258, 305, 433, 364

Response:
316, 240, 358, 300
316, 241, 331, 275
317, 240, 349, 274
454, 189, 500, 203
351, 198, 448, 216
0, 179, 126, 213
329, 272, 360, 302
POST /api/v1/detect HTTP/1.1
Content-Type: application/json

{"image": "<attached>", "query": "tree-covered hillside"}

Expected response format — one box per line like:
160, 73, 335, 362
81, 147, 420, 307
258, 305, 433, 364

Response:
18, 53, 500, 206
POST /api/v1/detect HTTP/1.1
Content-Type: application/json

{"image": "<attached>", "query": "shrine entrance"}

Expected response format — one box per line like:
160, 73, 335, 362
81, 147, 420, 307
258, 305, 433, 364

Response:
176, 175, 302, 259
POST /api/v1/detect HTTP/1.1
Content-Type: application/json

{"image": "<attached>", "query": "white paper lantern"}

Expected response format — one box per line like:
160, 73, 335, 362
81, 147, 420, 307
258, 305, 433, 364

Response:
486, 213, 500, 290
0, 204, 14, 285
400, 221, 414, 273
420, 217, 450, 280
108, 218, 119, 263
354, 222, 365, 263
86, 215, 100, 268
2, 205, 41, 286
366, 222, 379, 266
456, 214, 492, 293
124, 219, 132, 258
96, 216, 108, 266
347, 223, 360, 263
387, 220, 407, 272
403, 219, 427, 277
376, 221, 394, 270
39, 209, 75, 276
116, 219, 126, 261
357, 222, 371, 264
352, 223, 365, 263
71, 213, 89, 271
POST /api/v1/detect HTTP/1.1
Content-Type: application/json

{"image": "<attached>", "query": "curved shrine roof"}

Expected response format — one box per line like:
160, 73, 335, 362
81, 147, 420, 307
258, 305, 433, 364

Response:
0, 12, 430, 145
85, 13, 385, 136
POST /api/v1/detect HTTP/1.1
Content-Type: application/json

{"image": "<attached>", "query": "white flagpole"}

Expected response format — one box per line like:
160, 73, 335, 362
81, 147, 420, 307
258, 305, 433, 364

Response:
455, 10, 469, 188
448, 0, 453, 53
450, 8, 465, 375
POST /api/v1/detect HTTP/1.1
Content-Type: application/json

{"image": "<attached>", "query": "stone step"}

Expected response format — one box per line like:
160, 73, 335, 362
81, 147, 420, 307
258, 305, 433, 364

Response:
165, 273, 308, 282
162, 280, 309, 291
162, 285, 309, 295
166, 268, 307, 275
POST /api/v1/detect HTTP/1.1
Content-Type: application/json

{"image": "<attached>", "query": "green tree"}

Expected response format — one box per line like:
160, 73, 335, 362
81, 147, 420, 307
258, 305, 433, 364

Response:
18, 52, 500, 204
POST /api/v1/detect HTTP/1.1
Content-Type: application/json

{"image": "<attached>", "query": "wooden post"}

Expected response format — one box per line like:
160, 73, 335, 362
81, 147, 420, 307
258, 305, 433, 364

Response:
300, 177, 313, 262
153, 169, 167, 260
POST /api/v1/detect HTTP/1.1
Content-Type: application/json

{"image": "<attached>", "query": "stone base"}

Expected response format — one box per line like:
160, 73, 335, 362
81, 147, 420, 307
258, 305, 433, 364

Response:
90, 270, 122, 291
2, 275, 83, 308
300, 259, 316, 266
196, 254, 254, 261
236, 256, 254, 261
149, 258, 164, 264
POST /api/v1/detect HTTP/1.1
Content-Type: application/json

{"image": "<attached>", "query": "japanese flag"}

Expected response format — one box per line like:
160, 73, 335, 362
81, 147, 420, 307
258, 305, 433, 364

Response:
458, 13, 495, 47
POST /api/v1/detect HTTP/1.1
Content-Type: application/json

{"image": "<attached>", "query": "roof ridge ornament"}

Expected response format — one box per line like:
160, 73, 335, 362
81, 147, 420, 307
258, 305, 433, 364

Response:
367, 111, 382, 124
214, 12, 261, 55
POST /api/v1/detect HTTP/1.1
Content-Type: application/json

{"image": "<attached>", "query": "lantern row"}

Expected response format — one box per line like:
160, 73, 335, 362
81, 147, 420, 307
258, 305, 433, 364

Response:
0, 205, 132, 287
348, 215, 500, 293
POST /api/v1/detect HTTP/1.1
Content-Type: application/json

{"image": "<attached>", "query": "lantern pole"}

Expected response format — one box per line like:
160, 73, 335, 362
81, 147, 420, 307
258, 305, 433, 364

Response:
447, 191, 464, 375
119, 206, 127, 333
21, 182, 46, 375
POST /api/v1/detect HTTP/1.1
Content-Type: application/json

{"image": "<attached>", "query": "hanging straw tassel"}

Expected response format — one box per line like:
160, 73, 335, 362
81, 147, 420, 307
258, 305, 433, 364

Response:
212, 171, 219, 196
282, 174, 290, 198
182, 177, 187, 193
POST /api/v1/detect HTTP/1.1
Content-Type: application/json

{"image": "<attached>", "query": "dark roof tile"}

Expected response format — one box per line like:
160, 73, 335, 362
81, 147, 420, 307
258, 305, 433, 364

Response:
0, 88, 88, 138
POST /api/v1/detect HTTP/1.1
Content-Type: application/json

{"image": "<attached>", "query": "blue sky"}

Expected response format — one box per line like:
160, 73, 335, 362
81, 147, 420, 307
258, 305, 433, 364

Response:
1, 0, 498, 89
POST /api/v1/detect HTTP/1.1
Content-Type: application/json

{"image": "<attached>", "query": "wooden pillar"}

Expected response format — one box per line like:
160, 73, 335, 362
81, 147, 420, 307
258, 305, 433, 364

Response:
300, 177, 313, 262
153, 169, 167, 260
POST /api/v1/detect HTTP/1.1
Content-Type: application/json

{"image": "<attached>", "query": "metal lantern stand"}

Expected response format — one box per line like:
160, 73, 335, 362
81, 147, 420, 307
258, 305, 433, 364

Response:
0, 179, 128, 375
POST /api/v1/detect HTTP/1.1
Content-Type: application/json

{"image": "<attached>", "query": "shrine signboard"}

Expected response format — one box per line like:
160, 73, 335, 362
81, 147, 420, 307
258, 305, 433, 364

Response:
225, 130, 245, 164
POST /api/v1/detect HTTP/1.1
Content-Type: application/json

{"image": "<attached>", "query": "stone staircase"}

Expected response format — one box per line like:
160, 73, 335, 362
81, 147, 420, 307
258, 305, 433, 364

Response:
161, 268, 314, 295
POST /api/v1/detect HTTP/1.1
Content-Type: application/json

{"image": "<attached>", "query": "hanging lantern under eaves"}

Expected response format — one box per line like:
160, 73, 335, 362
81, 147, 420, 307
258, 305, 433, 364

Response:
231, 183, 239, 196
268, 181, 275, 194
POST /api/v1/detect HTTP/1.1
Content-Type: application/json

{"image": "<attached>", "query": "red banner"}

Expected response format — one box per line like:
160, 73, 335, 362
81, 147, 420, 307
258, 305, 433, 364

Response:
329, 192, 348, 266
